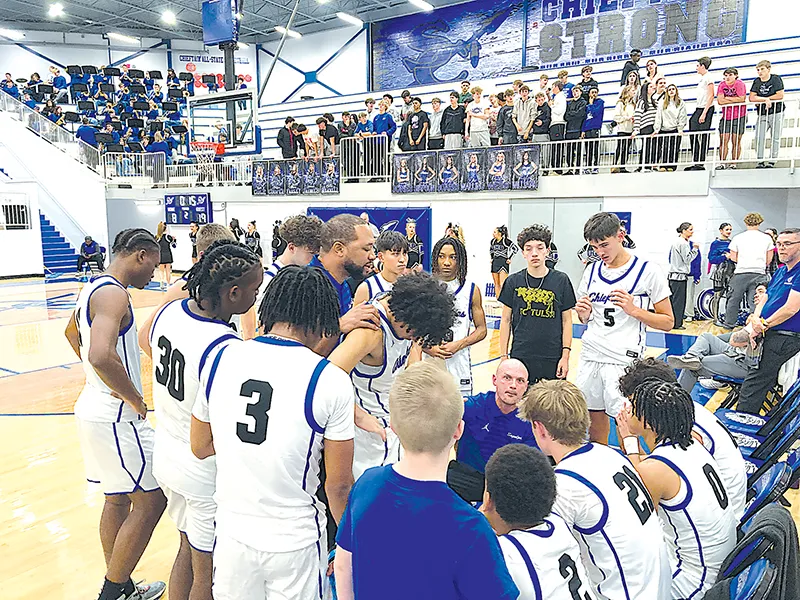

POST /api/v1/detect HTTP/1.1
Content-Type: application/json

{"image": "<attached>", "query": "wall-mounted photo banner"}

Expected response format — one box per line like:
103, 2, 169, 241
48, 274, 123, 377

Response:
253, 158, 340, 196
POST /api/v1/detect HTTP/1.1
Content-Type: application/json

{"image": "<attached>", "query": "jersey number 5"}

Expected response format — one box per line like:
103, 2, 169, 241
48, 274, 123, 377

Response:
603, 308, 615, 327
559, 554, 591, 600
613, 465, 654, 525
237, 379, 273, 445
155, 335, 185, 401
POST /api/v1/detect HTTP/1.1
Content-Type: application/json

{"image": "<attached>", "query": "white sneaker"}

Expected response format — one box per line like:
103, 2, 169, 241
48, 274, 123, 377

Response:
698, 377, 727, 390
127, 581, 166, 600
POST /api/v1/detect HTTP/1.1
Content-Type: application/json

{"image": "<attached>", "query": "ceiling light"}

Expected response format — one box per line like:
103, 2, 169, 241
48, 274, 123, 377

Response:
409, 0, 434, 11
107, 32, 140, 44
0, 28, 25, 40
161, 10, 176, 24
275, 26, 301, 39
336, 12, 363, 26
317, 0, 331, 4
49, 3, 65, 17
236, 12, 243, 20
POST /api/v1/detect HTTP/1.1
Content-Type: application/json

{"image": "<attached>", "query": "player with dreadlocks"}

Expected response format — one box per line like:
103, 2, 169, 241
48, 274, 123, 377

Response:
190, 265, 355, 600
329, 271, 457, 479
144, 240, 262, 600
64, 228, 167, 600
616, 379, 737, 599
428, 235, 486, 396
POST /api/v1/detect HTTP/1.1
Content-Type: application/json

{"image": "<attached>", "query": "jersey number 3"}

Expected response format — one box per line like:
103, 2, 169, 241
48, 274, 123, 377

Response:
237, 379, 273, 445
155, 336, 185, 401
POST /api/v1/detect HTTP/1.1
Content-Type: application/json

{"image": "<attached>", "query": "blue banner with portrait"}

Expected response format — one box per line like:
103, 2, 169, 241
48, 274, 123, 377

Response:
306, 206, 433, 271
372, 0, 748, 87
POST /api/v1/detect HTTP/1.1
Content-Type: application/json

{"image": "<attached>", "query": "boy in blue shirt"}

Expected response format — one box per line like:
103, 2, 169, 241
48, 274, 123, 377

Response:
354, 112, 373, 137
582, 87, 605, 173
334, 361, 519, 600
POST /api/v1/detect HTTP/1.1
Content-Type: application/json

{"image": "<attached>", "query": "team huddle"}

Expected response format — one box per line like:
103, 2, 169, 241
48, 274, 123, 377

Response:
66, 212, 746, 600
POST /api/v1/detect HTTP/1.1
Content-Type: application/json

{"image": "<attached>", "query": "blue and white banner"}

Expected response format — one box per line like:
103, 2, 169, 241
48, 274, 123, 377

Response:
372, 0, 747, 87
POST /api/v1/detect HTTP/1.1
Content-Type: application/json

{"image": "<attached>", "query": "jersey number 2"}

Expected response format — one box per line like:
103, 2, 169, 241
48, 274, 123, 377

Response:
559, 554, 591, 600
237, 379, 273, 445
613, 465, 654, 525
155, 335, 185, 401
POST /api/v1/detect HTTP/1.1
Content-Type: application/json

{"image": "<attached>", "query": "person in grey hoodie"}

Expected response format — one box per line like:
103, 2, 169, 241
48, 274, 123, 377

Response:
496, 89, 517, 145
427, 97, 444, 150
668, 222, 699, 329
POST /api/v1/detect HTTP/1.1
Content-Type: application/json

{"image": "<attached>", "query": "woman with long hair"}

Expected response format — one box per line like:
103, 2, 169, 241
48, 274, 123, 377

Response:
244, 220, 263, 259
668, 222, 699, 329
155, 220, 176, 290
489, 225, 518, 296
632, 79, 664, 171
611, 86, 636, 173
654, 83, 687, 171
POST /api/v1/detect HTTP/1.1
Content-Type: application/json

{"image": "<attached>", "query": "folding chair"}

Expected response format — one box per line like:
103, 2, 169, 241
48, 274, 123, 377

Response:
741, 463, 792, 525
716, 377, 800, 437
741, 414, 800, 487
729, 558, 777, 600
716, 374, 786, 413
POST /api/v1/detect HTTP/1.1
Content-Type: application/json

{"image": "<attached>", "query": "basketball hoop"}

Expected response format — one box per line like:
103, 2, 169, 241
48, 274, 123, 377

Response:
191, 141, 223, 185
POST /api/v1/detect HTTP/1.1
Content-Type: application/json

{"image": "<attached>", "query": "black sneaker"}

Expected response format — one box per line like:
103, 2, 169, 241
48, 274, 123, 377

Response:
756, 162, 766, 169
766, 163, 775, 168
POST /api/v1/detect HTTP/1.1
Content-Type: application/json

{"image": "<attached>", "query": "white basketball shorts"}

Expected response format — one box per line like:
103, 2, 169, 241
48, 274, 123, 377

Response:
352, 425, 402, 481
160, 483, 216, 553
213, 534, 327, 600
76, 417, 160, 495
575, 358, 628, 417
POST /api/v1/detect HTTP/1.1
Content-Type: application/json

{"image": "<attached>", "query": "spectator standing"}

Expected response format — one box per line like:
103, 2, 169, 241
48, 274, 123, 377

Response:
277, 117, 300, 159
496, 90, 516, 145
407, 97, 429, 150
548, 81, 567, 174
709, 222, 734, 318
372, 101, 397, 138
354, 112, 374, 137
488, 93, 501, 146
511, 85, 535, 144
458, 80, 474, 107
564, 85, 587, 175
465, 87, 491, 147
668, 223, 699, 330
737, 229, 800, 414
427, 97, 444, 150
556, 70, 573, 98
716, 67, 748, 170
655, 83, 687, 171
620, 49, 642, 86
633, 80, 662, 171
722, 212, 775, 329
686, 56, 715, 171
381, 93, 399, 124
229, 218, 244, 242
531, 92, 551, 143
578, 66, 599, 101
765, 227, 782, 276
338, 112, 356, 139
749, 60, 785, 168
538, 74, 551, 101
643, 59, 666, 86
582, 88, 604, 173
441, 92, 466, 149
611, 86, 636, 173
399, 90, 413, 122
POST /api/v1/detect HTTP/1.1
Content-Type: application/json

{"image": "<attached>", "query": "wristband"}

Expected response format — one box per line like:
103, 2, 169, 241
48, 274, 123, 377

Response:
562, 346, 571, 352
622, 436, 640, 455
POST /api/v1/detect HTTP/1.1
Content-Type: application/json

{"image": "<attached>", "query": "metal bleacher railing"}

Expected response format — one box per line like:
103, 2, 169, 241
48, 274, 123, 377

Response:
0, 91, 101, 173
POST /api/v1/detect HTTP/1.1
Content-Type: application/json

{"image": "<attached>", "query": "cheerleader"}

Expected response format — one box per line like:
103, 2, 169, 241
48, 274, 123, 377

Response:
513, 150, 537, 188
415, 156, 435, 191
464, 153, 481, 191
321, 161, 338, 193
394, 158, 412, 193
438, 155, 459, 192
268, 164, 284, 195
487, 151, 508, 190
252, 163, 267, 195
489, 225, 518, 296
405, 218, 424, 272
286, 162, 302, 195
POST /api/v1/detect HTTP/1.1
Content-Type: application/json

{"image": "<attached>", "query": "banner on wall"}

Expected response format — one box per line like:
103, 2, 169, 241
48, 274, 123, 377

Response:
252, 158, 340, 196
372, 0, 747, 86
392, 145, 539, 194
307, 206, 433, 271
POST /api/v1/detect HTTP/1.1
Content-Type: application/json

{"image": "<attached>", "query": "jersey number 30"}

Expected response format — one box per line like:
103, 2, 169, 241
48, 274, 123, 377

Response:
237, 379, 273, 445
155, 336, 185, 401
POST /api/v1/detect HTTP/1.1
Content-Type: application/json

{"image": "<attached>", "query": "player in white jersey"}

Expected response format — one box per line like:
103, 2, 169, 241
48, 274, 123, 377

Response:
518, 379, 668, 600
352, 230, 408, 305
617, 379, 738, 599
329, 272, 457, 480
190, 265, 355, 600
575, 212, 674, 444
429, 236, 487, 396
138, 223, 236, 355
618, 357, 748, 520
64, 228, 167, 600
483, 444, 595, 600
146, 240, 262, 600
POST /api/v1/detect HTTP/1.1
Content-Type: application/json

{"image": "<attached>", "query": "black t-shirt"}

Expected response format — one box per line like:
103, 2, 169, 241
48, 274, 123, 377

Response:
409, 110, 430, 141
750, 74, 784, 115
498, 268, 576, 360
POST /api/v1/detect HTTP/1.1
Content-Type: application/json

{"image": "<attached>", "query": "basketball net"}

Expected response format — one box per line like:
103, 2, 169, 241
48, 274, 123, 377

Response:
191, 141, 220, 182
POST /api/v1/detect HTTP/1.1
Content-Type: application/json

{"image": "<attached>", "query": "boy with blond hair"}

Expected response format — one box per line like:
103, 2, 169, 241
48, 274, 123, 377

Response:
465, 86, 491, 147
334, 361, 518, 600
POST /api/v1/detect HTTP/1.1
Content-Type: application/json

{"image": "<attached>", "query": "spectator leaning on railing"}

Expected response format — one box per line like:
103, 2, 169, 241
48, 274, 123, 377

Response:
750, 60, 785, 169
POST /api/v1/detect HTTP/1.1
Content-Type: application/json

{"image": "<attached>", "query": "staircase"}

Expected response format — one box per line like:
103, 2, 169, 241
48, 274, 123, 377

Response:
40, 213, 79, 275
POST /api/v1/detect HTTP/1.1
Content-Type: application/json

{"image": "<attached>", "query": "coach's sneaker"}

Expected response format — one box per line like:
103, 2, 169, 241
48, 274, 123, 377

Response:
128, 581, 166, 600
698, 377, 727, 390
666, 354, 702, 371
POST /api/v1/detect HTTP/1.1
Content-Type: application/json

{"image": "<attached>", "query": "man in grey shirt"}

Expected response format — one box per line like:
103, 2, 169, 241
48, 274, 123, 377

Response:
512, 85, 535, 143
428, 97, 444, 150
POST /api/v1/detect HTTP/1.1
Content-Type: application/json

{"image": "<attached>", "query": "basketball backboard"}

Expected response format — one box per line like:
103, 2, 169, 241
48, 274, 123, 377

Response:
187, 87, 260, 156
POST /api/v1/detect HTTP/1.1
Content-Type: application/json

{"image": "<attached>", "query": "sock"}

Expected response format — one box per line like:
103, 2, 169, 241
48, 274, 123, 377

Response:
98, 578, 135, 600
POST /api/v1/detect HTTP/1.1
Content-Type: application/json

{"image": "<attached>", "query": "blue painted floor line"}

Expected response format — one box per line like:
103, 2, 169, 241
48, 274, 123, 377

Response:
0, 366, 20, 375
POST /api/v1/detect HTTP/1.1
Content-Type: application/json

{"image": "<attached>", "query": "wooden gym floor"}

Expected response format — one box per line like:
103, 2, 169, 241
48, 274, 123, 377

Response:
0, 277, 796, 599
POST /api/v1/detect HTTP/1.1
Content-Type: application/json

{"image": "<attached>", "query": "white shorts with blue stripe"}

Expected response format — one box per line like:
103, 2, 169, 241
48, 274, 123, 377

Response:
76, 417, 159, 495
353, 424, 402, 481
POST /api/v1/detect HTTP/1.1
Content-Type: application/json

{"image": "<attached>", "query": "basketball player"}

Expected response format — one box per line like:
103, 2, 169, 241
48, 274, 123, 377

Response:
261, 214, 322, 287
518, 379, 667, 600
329, 272, 457, 479
618, 357, 747, 520
190, 266, 355, 600
483, 444, 594, 600
334, 361, 520, 600
64, 228, 167, 600
429, 236, 487, 396
575, 212, 673, 443
352, 230, 408, 305
616, 380, 737, 598
146, 241, 262, 600
138, 223, 236, 355
405, 218, 424, 272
